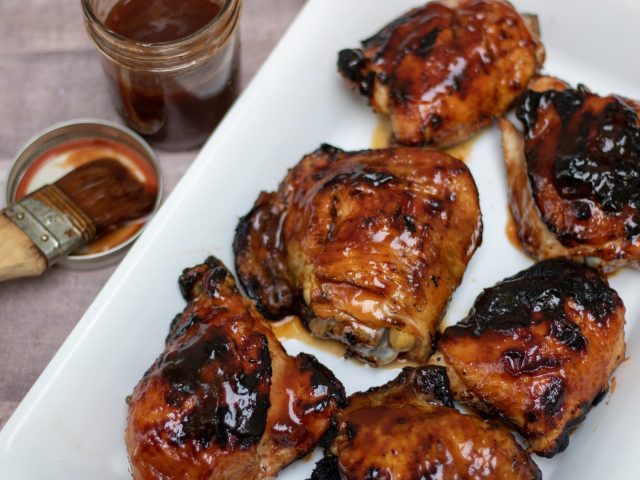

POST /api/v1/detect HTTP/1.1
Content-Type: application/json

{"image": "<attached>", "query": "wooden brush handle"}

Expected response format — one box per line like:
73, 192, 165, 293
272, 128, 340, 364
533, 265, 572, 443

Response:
0, 213, 47, 282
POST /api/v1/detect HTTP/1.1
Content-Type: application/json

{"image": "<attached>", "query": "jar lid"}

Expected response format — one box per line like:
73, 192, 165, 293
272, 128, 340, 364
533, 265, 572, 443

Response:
5, 118, 163, 270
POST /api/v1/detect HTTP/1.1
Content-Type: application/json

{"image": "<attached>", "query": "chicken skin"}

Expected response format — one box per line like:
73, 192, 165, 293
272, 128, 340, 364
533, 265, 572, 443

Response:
433, 259, 626, 457
310, 366, 541, 480
125, 257, 346, 480
234, 145, 482, 365
338, 0, 544, 147
500, 76, 640, 271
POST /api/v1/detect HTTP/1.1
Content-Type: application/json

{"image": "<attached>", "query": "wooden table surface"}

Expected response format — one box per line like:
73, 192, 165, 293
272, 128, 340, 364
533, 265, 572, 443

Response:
0, 0, 305, 429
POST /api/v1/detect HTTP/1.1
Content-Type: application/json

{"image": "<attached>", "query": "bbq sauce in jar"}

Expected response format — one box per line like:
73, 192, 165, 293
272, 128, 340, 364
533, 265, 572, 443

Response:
105, 0, 221, 43
83, 0, 242, 150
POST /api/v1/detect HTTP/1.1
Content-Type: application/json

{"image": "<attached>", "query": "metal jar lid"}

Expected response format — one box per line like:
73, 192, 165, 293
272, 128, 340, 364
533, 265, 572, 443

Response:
5, 118, 163, 270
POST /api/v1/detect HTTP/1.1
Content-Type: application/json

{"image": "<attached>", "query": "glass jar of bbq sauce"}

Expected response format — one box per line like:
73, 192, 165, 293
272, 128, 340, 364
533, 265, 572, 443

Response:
82, 0, 241, 151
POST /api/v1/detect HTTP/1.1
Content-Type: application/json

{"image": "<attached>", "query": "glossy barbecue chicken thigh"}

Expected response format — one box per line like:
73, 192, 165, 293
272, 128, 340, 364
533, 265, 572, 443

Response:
500, 76, 640, 271
126, 257, 346, 480
337, 0, 545, 147
310, 366, 541, 480
234, 145, 482, 365
432, 259, 626, 457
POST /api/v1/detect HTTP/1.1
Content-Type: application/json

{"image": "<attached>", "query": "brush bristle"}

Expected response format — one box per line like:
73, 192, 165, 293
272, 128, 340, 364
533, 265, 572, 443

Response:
54, 159, 156, 234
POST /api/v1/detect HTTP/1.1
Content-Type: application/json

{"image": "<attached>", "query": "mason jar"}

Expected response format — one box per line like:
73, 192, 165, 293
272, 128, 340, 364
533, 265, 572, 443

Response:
82, 0, 242, 151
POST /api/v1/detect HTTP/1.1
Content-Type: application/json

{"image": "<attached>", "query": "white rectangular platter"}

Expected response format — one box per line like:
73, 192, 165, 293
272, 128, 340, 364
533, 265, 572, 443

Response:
1, 0, 639, 478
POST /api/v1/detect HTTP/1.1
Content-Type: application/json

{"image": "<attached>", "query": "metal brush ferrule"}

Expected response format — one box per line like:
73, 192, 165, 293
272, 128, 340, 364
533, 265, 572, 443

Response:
4, 185, 96, 265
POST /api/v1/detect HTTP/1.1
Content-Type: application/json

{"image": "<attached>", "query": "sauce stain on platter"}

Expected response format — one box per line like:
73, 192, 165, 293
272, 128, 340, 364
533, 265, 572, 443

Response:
371, 114, 477, 162
505, 208, 524, 251
272, 316, 347, 358
445, 136, 477, 162
371, 115, 394, 149
272, 315, 417, 370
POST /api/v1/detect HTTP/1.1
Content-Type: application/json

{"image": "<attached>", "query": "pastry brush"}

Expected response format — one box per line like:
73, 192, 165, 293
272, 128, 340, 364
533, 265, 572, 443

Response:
0, 158, 156, 281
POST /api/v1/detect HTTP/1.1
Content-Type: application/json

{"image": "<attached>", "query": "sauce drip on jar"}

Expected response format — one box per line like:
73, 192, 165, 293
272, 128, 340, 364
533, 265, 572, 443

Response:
105, 0, 221, 43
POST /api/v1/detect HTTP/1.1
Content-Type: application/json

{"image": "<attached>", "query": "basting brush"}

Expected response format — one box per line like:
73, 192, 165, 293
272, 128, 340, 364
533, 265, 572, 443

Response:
0, 158, 156, 282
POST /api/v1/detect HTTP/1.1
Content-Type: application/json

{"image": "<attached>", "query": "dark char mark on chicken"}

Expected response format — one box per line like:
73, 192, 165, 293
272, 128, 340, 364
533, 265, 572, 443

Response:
160, 256, 273, 450
161, 327, 271, 449
441, 259, 617, 359
516, 87, 640, 235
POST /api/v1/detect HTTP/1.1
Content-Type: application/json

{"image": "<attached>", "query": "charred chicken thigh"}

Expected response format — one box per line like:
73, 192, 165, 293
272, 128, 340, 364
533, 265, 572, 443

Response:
126, 257, 346, 480
234, 145, 482, 365
311, 366, 541, 480
433, 259, 626, 457
338, 0, 544, 147
500, 76, 640, 271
